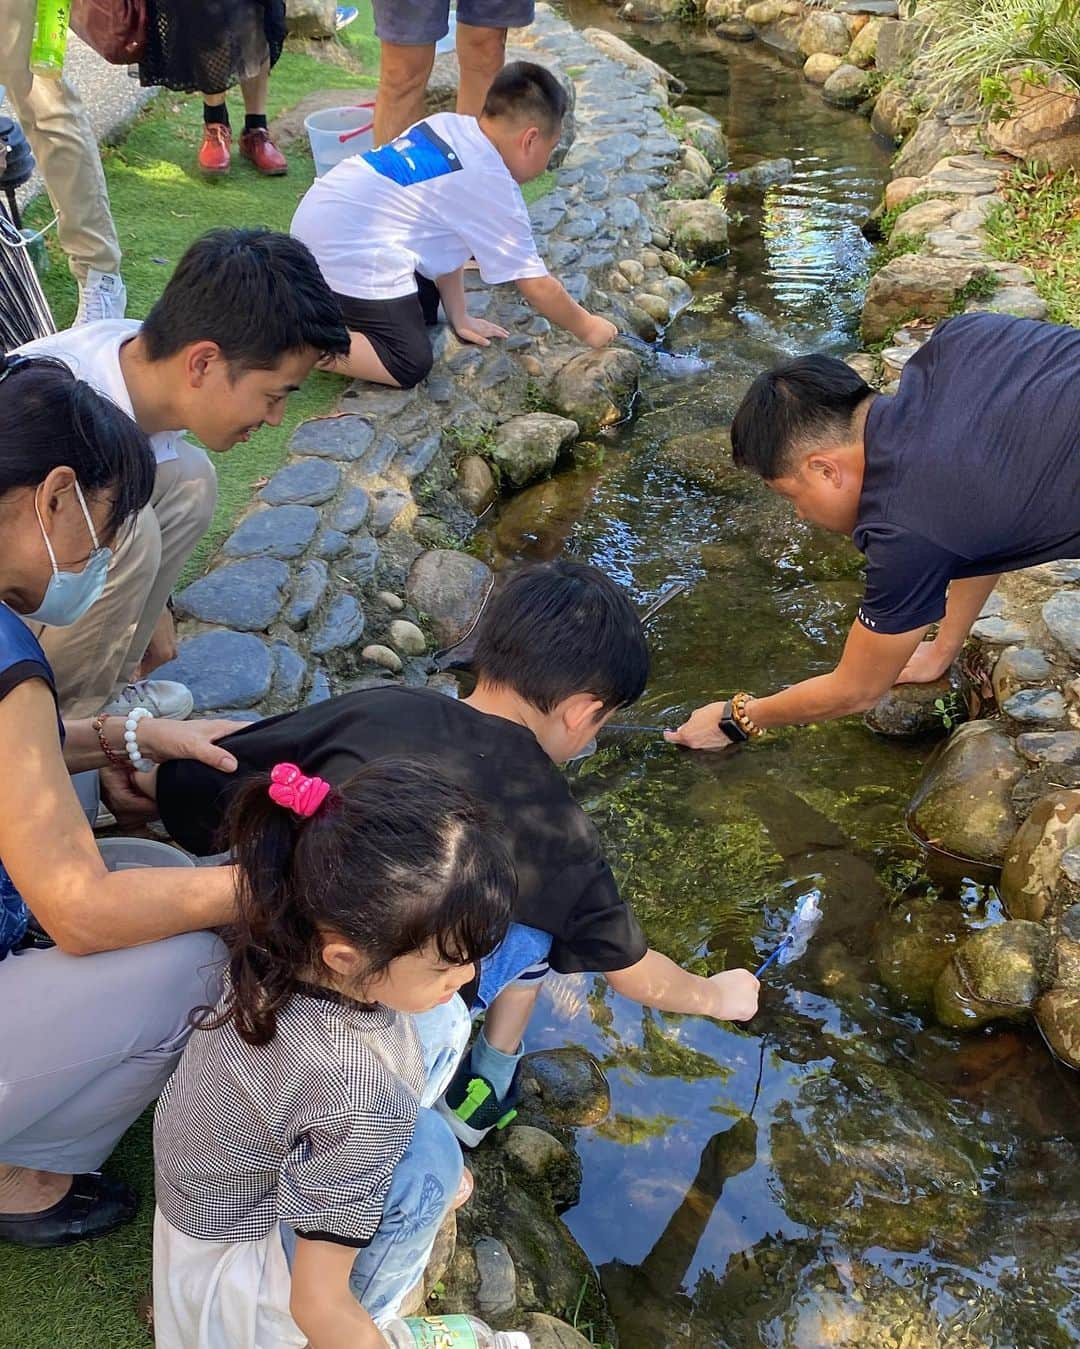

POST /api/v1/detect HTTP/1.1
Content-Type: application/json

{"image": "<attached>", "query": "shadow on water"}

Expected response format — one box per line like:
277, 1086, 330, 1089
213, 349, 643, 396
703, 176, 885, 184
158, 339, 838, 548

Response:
475, 12, 1080, 1346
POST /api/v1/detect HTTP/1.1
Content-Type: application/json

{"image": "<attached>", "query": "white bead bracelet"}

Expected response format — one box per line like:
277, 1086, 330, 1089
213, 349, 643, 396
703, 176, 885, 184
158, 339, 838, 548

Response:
124, 706, 155, 773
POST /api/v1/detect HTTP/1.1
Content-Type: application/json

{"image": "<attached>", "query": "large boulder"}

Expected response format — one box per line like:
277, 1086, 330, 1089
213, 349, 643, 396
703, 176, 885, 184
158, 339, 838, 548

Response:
285, 0, 335, 37
985, 68, 1080, 172
405, 549, 493, 646
871, 87, 919, 143
656, 198, 730, 260
933, 920, 1053, 1029
874, 16, 930, 73
906, 719, 1024, 866
517, 1047, 611, 1129
847, 16, 884, 66
822, 63, 873, 108
893, 116, 981, 177
863, 675, 961, 737
550, 348, 640, 433
491, 413, 579, 489
679, 104, 729, 168
890, 197, 960, 237
770, 1055, 989, 1251
803, 52, 844, 85
862, 255, 994, 343
1001, 790, 1080, 922
799, 10, 850, 56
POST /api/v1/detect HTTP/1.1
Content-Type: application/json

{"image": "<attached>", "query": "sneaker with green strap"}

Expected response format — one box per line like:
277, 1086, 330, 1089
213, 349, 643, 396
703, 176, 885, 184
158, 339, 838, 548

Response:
435, 1055, 521, 1149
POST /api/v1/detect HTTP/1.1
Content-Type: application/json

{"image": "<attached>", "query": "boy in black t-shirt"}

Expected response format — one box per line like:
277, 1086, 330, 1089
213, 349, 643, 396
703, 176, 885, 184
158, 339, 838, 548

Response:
154, 562, 760, 1143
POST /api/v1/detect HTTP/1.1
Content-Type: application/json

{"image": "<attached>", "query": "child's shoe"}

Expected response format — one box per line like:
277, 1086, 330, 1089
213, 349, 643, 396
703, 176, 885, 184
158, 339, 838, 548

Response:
436, 1051, 522, 1148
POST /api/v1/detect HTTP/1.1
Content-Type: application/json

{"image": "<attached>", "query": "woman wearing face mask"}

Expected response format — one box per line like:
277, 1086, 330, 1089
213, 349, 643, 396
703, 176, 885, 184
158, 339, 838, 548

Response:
0, 354, 243, 1248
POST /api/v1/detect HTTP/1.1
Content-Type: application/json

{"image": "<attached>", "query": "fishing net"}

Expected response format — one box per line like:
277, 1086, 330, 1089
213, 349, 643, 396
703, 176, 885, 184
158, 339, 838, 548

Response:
0, 208, 55, 350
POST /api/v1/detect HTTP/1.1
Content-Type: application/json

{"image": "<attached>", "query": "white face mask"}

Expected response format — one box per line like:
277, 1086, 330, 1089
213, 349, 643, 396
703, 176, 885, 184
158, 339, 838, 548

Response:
23, 480, 112, 627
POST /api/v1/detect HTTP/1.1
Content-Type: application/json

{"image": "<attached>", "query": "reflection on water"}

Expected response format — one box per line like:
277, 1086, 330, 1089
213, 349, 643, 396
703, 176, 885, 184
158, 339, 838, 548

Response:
478, 14, 1080, 1348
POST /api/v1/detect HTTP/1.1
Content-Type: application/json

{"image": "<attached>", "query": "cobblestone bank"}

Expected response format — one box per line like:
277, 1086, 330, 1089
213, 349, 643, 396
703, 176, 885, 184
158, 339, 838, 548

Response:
159, 4, 730, 717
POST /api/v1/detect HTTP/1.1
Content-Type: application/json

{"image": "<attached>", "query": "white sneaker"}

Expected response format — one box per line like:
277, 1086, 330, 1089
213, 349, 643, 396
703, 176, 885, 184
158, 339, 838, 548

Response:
103, 679, 195, 721
75, 269, 128, 325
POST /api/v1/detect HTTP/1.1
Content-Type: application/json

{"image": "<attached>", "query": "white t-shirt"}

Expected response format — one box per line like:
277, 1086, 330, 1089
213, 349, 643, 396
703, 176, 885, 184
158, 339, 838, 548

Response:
17, 320, 184, 465
291, 113, 549, 301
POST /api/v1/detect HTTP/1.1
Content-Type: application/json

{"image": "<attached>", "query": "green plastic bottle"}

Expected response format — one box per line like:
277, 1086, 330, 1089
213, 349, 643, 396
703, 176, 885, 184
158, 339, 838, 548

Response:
30, 0, 70, 78
382, 1315, 530, 1348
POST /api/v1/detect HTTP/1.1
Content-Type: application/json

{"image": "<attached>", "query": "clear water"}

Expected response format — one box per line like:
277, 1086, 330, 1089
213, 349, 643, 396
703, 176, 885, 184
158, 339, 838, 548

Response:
476, 13, 1080, 1347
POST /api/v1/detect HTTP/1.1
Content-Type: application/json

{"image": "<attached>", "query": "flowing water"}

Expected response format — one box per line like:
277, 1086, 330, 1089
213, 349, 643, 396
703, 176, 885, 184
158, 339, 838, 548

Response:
476, 12, 1080, 1347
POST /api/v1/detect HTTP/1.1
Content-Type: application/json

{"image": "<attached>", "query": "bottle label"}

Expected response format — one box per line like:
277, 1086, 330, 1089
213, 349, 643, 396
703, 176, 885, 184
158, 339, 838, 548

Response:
403, 1315, 481, 1348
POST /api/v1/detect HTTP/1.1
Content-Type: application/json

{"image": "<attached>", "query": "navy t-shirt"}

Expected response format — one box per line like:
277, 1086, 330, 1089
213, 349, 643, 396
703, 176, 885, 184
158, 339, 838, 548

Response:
854, 313, 1080, 635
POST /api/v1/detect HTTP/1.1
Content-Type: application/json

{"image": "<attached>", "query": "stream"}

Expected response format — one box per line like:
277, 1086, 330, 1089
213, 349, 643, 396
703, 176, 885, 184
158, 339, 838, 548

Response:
479, 11, 1080, 1347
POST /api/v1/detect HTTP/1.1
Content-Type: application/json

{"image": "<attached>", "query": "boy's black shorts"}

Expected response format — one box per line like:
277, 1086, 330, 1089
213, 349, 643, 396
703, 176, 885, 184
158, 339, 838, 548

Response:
333, 276, 441, 389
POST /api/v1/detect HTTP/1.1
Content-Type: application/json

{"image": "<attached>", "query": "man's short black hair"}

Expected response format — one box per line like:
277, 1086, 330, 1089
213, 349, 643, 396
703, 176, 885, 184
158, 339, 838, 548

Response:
472, 560, 649, 714
481, 60, 568, 135
141, 228, 350, 371
731, 354, 871, 479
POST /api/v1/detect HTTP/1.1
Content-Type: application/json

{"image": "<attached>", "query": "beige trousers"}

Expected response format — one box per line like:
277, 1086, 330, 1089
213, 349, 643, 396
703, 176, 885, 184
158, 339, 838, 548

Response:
0, 0, 121, 280
36, 441, 219, 718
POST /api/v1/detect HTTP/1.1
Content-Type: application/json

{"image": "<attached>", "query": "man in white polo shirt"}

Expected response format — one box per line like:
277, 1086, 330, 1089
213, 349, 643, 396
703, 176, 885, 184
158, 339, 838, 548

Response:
17, 228, 350, 720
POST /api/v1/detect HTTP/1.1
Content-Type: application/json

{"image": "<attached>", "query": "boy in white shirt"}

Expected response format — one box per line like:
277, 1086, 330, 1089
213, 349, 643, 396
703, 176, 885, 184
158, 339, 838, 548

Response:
291, 61, 617, 388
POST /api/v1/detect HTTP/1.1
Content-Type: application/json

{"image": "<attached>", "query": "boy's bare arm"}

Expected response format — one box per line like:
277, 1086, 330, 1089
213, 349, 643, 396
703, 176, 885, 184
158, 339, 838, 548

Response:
517, 274, 617, 347
290, 1236, 386, 1349
606, 949, 759, 1021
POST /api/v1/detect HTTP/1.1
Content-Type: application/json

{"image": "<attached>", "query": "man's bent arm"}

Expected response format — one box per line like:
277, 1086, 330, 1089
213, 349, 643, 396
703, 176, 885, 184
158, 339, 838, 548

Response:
896, 574, 1001, 683
667, 620, 928, 750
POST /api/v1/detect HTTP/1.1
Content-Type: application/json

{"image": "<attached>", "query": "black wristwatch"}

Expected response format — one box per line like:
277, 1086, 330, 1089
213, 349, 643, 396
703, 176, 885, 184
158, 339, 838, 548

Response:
717, 700, 749, 744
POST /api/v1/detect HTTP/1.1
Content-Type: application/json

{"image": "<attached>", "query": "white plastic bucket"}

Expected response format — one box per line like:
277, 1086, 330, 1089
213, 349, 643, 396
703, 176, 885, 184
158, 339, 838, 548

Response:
435, 6, 457, 54
97, 837, 195, 872
304, 103, 375, 177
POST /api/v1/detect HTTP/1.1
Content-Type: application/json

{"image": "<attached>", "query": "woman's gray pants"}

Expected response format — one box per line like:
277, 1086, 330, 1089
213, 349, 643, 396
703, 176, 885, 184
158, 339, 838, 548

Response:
0, 769, 224, 1173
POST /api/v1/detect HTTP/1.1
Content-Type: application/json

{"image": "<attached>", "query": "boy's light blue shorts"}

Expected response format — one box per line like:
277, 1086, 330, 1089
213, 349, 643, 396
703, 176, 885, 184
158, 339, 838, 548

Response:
373, 0, 536, 45
474, 922, 552, 1012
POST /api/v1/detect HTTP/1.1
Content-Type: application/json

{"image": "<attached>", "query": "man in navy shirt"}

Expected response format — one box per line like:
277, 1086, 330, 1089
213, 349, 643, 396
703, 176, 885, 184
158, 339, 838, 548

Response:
669, 312, 1080, 749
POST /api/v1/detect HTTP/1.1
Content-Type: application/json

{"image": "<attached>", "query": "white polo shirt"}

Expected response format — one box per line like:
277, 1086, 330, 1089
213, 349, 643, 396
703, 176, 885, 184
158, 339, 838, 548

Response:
291, 112, 548, 301
17, 319, 184, 465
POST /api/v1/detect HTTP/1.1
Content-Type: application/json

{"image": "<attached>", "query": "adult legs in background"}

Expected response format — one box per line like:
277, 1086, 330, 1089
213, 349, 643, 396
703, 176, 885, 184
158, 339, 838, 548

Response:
0, 0, 125, 321
199, 62, 287, 175
36, 440, 217, 719
0, 931, 224, 1232
454, 22, 508, 118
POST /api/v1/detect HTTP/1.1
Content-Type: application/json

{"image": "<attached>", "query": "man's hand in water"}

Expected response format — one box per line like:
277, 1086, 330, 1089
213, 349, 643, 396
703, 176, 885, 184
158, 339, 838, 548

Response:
665, 700, 737, 751
707, 969, 760, 1021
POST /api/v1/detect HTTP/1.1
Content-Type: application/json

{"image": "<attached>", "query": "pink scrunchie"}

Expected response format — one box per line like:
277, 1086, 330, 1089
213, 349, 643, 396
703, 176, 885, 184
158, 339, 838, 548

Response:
268, 762, 331, 818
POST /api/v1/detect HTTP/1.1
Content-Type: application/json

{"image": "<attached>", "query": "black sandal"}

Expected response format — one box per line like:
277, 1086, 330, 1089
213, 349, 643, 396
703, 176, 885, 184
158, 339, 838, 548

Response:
0, 1172, 136, 1247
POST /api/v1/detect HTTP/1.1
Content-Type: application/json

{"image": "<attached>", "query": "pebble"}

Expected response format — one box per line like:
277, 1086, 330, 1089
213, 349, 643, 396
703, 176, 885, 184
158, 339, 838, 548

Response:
474, 1236, 517, 1319
388, 619, 427, 656
175, 557, 289, 631
310, 594, 365, 656
361, 644, 403, 674
377, 590, 405, 612
1016, 731, 1080, 764
223, 505, 319, 560
971, 615, 1030, 644
617, 258, 646, 284
260, 459, 340, 506
291, 413, 375, 461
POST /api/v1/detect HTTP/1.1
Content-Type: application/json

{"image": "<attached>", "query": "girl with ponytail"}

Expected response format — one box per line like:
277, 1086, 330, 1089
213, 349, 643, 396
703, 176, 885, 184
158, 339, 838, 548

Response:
152, 757, 513, 1349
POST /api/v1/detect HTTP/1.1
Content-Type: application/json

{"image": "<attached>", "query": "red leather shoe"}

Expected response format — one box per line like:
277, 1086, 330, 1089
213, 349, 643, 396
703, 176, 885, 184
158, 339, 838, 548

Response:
239, 128, 288, 176
198, 123, 232, 175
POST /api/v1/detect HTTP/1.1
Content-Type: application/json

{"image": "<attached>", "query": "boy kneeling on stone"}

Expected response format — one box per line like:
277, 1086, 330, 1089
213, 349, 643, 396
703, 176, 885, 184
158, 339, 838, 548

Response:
148, 562, 760, 1140
291, 61, 618, 388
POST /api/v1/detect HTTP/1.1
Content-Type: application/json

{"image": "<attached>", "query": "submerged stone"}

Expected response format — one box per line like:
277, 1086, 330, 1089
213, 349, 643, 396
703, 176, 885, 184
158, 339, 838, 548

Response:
933, 920, 1052, 1028
518, 1047, 611, 1128
874, 895, 969, 1007
770, 1055, 988, 1251
906, 720, 1023, 866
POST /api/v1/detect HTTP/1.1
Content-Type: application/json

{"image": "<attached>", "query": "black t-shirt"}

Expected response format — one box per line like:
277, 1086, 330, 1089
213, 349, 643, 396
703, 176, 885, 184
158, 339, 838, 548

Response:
157, 687, 648, 976
854, 312, 1080, 635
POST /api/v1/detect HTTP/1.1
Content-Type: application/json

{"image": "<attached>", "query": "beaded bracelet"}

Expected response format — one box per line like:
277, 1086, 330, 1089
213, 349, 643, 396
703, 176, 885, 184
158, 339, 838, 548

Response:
731, 691, 764, 739
123, 707, 155, 773
91, 714, 131, 773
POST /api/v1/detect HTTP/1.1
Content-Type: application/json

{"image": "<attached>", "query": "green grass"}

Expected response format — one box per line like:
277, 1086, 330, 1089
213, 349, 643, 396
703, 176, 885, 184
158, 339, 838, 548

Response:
2, 42, 381, 1349
522, 167, 556, 204
985, 163, 1080, 324
26, 45, 377, 586
336, 0, 380, 71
